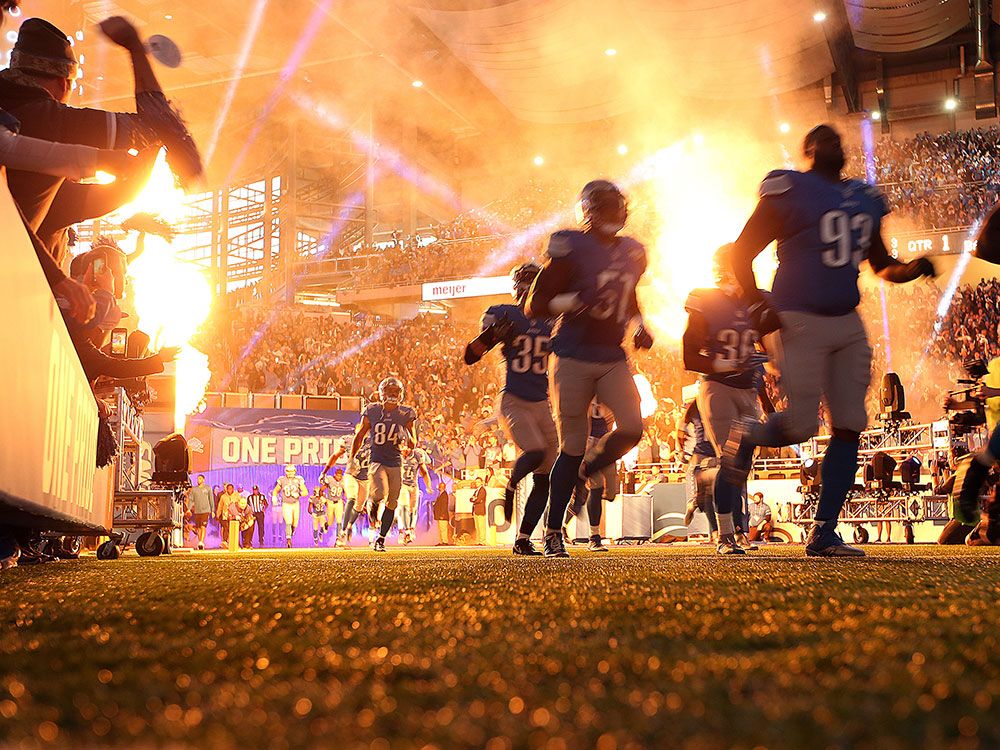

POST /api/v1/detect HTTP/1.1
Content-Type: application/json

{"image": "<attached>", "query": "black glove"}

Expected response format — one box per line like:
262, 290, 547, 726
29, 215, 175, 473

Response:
633, 324, 654, 350
748, 299, 781, 336
906, 257, 937, 279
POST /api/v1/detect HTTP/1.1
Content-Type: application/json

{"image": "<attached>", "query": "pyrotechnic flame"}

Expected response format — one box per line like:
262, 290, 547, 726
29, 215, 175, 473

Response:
633, 373, 657, 419
110, 150, 213, 431
637, 137, 777, 341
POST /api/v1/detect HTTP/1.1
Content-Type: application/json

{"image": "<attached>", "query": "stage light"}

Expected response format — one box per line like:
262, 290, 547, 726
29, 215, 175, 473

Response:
813, 10, 827, 22
944, 97, 958, 111
604, 48, 617, 57
165, 14, 173, 20
692, 132, 704, 145
411, 79, 424, 88
152, 433, 190, 485
76, 30, 84, 41
779, 122, 791, 134
900, 456, 921, 488
871, 110, 882, 121
533, 155, 545, 167
8, 4, 19, 15
6, 31, 17, 43
617, 144, 628, 156
800, 458, 821, 488
868, 452, 897, 490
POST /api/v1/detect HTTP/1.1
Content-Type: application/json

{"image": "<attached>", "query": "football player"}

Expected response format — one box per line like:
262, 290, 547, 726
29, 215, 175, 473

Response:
679, 399, 719, 540
321, 438, 369, 547
464, 262, 556, 556
566, 400, 618, 551
398, 444, 432, 544
527, 179, 653, 558
271, 464, 307, 548
720, 124, 936, 557
348, 377, 416, 552
684, 244, 772, 555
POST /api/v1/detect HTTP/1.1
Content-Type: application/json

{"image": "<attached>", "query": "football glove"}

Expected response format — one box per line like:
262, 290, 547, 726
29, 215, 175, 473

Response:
490, 317, 514, 345
748, 299, 781, 336
907, 257, 937, 279
633, 324, 654, 350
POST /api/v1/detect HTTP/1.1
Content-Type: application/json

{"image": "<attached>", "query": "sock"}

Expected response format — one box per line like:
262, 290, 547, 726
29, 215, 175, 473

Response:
378, 506, 395, 539
546, 453, 583, 532
519, 473, 549, 537
584, 431, 641, 475
814, 437, 860, 531
568, 479, 588, 519
342, 505, 357, 530
510, 450, 544, 489
717, 512, 735, 537
590, 525, 601, 536
586, 486, 603, 527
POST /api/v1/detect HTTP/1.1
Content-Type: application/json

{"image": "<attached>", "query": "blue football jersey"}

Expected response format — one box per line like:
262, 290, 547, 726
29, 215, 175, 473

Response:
685, 287, 762, 390
402, 447, 429, 486
482, 304, 552, 403
545, 230, 647, 363
350, 436, 371, 481
365, 403, 416, 468
684, 404, 715, 461
761, 170, 889, 315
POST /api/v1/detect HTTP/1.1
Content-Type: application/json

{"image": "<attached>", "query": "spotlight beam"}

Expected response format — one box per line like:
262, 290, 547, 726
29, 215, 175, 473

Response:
204, 0, 270, 168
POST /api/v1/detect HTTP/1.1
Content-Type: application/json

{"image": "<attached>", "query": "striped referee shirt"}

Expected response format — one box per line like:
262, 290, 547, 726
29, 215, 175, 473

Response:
246, 492, 268, 514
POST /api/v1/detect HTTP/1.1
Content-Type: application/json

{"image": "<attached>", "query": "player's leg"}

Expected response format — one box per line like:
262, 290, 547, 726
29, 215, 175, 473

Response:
514, 401, 557, 556
398, 485, 413, 543
585, 468, 610, 552
545, 357, 597, 556
809, 312, 871, 557
724, 312, 825, 476
499, 392, 547, 523
376, 467, 402, 547
586, 360, 644, 475
698, 381, 744, 545
281, 501, 297, 546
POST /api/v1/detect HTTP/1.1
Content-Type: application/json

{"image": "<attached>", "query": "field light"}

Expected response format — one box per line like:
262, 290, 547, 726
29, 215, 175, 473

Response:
604, 48, 617, 57
779, 122, 791, 134
533, 155, 545, 167
871, 110, 882, 121
617, 144, 628, 155
411, 80, 424, 88
813, 10, 827, 22
944, 97, 958, 112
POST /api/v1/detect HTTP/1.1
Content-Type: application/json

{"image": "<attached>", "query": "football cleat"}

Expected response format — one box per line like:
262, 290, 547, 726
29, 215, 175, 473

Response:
335, 532, 348, 548
720, 416, 757, 485
543, 532, 570, 559
587, 534, 608, 552
805, 526, 865, 557
716, 537, 746, 555
373, 537, 386, 552
512, 538, 543, 556
734, 532, 757, 551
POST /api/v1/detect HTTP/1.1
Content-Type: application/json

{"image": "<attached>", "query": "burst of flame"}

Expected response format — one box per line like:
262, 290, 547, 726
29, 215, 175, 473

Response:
638, 136, 778, 341
110, 150, 213, 431
633, 373, 657, 419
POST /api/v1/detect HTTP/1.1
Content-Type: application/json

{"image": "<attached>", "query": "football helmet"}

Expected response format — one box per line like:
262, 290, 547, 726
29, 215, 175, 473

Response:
378, 377, 404, 407
712, 243, 736, 288
284, 464, 296, 478
511, 262, 541, 301
577, 179, 627, 235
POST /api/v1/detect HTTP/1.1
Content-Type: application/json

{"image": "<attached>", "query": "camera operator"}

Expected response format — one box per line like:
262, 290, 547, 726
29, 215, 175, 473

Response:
945, 357, 1000, 545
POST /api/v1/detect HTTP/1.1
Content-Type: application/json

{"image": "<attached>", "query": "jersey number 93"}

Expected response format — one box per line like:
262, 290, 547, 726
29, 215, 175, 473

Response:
819, 210, 873, 269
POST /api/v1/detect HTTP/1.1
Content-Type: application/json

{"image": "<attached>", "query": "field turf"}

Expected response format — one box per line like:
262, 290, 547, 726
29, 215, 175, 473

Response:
2, 545, 1000, 749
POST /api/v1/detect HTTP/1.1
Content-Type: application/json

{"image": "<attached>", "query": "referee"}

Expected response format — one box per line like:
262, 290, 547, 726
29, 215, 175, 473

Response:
246, 485, 269, 548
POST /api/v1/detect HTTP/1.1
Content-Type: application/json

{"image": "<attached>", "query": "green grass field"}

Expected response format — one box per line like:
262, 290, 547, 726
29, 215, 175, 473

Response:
2, 545, 1000, 749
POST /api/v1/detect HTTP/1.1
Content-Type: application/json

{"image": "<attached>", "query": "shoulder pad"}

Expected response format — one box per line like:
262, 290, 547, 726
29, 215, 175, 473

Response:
481, 306, 501, 330
546, 230, 582, 259
759, 170, 794, 198
684, 288, 708, 313
619, 236, 646, 263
